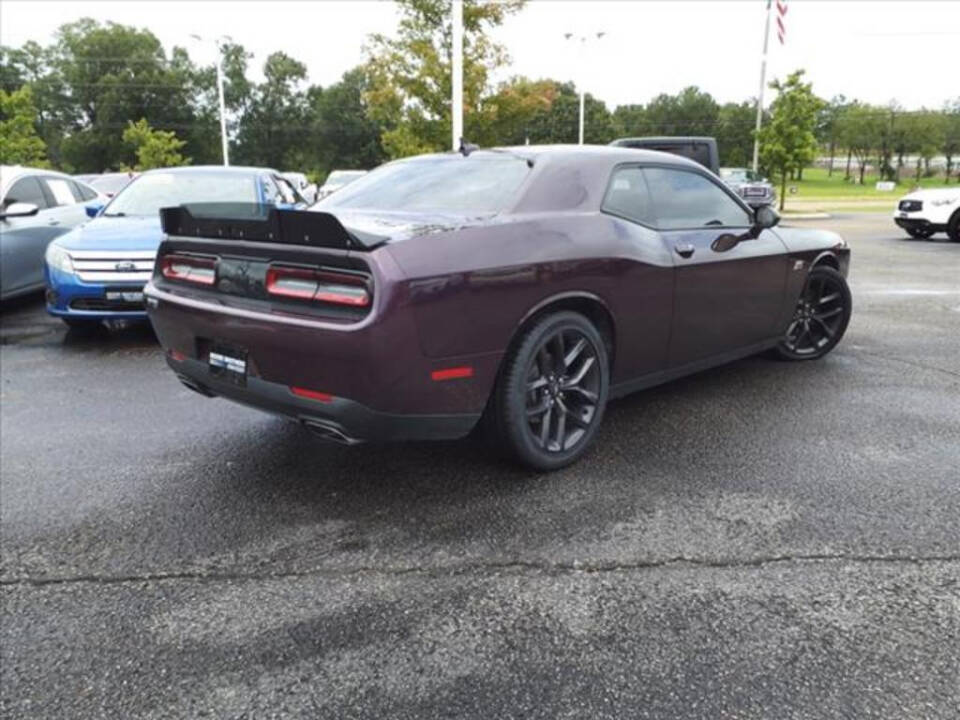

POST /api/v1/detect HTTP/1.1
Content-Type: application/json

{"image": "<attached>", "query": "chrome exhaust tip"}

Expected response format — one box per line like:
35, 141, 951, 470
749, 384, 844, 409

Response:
303, 420, 363, 446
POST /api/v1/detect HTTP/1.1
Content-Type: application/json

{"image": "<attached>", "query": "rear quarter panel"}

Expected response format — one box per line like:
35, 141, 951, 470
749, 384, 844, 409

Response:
384, 212, 676, 386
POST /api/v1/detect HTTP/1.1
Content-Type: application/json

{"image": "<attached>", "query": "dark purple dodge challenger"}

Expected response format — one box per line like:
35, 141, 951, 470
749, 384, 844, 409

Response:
145, 146, 851, 470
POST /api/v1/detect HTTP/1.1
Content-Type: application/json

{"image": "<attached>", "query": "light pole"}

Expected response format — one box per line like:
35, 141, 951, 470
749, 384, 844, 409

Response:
451, 0, 463, 151
564, 31, 605, 145
190, 34, 231, 166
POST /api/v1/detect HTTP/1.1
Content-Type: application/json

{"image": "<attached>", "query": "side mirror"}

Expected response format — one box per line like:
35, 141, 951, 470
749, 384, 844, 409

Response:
85, 202, 104, 218
0, 202, 39, 219
751, 205, 780, 237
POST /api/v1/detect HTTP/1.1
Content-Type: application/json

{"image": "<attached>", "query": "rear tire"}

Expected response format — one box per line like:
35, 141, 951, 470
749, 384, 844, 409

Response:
948, 211, 960, 243
484, 311, 609, 471
776, 266, 851, 361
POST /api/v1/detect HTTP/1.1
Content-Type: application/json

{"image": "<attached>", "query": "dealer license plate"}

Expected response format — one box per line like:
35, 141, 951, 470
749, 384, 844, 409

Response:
106, 291, 144, 303
209, 345, 248, 386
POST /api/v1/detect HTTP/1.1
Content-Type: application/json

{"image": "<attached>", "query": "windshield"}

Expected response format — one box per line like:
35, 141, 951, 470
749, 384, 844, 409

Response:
321, 157, 529, 213
324, 171, 365, 187
721, 169, 757, 182
104, 172, 259, 217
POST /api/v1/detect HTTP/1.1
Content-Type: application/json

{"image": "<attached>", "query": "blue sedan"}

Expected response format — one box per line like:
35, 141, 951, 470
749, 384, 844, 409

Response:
44, 166, 306, 328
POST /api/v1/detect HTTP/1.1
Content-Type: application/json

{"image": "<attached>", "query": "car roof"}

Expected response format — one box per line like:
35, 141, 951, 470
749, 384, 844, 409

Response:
140, 165, 277, 176
1, 165, 93, 197
398, 144, 705, 171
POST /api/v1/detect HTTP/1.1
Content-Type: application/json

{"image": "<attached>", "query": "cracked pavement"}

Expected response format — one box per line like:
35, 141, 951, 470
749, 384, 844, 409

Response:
2, 214, 959, 718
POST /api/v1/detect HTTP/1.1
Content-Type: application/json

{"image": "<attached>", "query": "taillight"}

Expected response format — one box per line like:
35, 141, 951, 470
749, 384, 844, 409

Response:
161, 255, 216, 286
266, 265, 370, 307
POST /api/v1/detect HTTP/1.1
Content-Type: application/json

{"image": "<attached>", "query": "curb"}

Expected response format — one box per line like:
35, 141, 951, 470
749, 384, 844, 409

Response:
781, 212, 832, 220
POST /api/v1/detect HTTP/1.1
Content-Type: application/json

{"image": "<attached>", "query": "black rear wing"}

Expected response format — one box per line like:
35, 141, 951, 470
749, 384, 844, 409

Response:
159, 203, 387, 250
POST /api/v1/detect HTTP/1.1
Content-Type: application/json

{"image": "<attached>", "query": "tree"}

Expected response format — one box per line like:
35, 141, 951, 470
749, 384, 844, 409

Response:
122, 117, 188, 169
642, 86, 719, 136
838, 102, 883, 185
0, 85, 48, 166
232, 52, 310, 169
310, 67, 387, 174
942, 98, 960, 183
364, 0, 525, 158
757, 70, 822, 209
816, 95, 848, 177
715, 101, 759, 167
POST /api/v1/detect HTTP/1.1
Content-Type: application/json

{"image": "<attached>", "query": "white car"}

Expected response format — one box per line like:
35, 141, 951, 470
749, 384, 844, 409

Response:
1, 166, 104, 300
281, 172, 318, 204
893, 188, 960, 241
316, 169, 367, 200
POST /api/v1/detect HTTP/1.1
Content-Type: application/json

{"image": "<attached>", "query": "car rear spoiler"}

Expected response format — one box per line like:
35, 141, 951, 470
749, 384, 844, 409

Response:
159, 203, 388, 251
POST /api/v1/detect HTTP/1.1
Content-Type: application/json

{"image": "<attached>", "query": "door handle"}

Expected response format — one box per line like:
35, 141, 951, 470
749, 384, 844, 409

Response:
674, 242, 695, 259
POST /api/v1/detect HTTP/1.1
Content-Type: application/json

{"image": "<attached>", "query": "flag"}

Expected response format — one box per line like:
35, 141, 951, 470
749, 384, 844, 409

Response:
777, 0, 788, 44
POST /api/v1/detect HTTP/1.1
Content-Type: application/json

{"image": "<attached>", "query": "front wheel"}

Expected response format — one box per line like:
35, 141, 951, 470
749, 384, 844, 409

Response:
906, 226, 934, 240
776, 266, 852, 361
485, 311, 609, 471
948, 211, 960, 243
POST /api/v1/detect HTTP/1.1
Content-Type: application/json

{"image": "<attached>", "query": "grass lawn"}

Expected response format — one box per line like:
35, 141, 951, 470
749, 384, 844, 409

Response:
773, 166, 956, 213
778, 166, 955, 201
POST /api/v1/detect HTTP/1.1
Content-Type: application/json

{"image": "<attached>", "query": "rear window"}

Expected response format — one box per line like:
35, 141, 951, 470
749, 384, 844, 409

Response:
321, 156, 530, 214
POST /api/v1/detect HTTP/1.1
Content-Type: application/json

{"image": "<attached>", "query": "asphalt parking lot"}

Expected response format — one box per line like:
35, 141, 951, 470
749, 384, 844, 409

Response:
1, 213, 958, 718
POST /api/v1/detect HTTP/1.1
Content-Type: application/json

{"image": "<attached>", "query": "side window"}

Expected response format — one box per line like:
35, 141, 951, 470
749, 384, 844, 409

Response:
273, 175, 298, 204
260, 176, 281, 205
601, 167, 654, 226
41, 177, 78, 207
3, 176, 48, 210
70, 180, 98, 202
643, 167, 751, 229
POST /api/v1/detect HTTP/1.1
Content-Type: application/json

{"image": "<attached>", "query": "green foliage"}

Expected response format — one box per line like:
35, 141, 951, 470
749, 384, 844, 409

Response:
232, 52, 309, 169
310, 68, 387, 172
363, 0, 525, 157
122, 117, 188, 169
0, 85, 48, 166
758, 70, 822, 209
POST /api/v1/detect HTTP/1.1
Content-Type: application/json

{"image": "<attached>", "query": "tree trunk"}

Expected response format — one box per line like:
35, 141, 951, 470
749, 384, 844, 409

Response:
859, 160, 866, 185
827, 140, 835, 176
798, 166, 804, 181
895, 153, 903, 183
915, 158, 922, 182
779, 168, 787, 212
947, 155, 954, 184
845, 150, 852, 180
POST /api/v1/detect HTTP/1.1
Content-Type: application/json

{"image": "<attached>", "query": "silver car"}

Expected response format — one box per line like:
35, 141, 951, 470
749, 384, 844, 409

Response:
1, 166, 102, 300
719, 167, 776, 207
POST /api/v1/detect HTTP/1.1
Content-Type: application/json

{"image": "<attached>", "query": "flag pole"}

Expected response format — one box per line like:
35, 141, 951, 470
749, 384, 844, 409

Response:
752, 0, 773, 174
451, 0, 463, 151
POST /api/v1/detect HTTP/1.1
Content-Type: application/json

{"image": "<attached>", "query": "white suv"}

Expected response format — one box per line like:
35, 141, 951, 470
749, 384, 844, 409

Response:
893, 187, 960, 241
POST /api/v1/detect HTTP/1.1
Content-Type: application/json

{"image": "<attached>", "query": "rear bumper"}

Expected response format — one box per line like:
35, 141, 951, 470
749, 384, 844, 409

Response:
45, 266, 148, 320
168, 353, 479, 442
145, 281, 497, 442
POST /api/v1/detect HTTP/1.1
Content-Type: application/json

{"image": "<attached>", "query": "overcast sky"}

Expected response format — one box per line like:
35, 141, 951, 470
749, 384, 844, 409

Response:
2, 1, 957, 110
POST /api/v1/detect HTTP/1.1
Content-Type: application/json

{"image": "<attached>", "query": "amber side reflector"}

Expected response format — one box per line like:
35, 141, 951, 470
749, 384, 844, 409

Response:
431, 366, 474, 381
291, 386, 335, 403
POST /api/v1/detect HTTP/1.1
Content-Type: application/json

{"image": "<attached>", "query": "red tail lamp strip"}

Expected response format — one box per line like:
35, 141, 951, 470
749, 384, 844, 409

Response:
290, 386, 335, 403
161, 255, 216, 285
266, 266, 370, 307
431, 366, 474, 381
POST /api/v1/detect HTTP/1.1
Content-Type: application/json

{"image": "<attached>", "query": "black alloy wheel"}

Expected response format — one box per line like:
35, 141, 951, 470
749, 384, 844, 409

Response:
487, 311, 609, 470
777, 265, 852, 361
